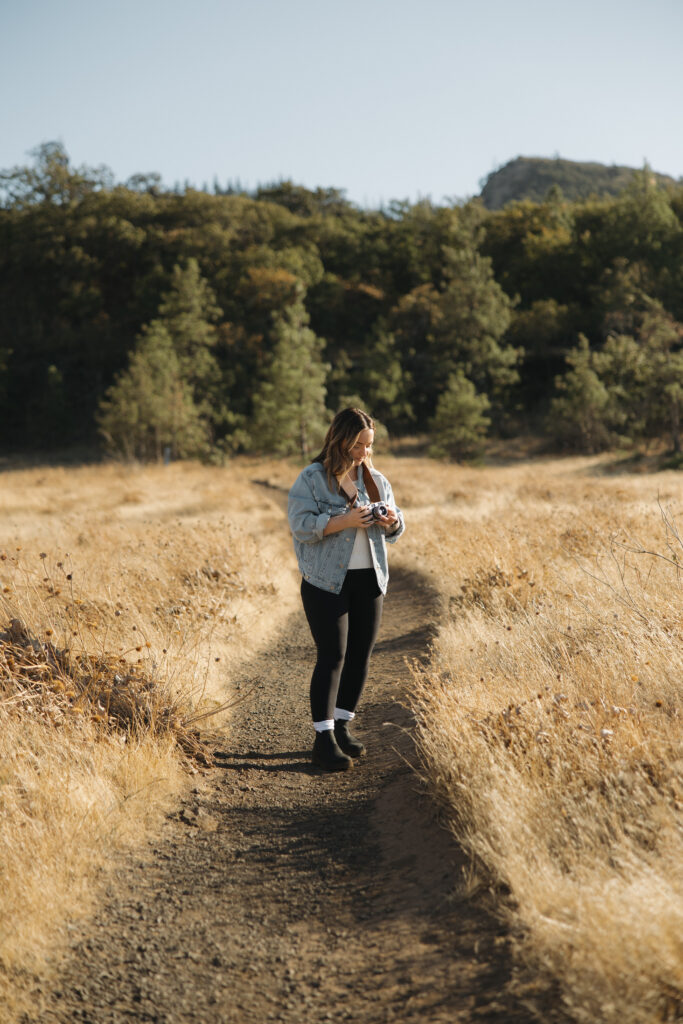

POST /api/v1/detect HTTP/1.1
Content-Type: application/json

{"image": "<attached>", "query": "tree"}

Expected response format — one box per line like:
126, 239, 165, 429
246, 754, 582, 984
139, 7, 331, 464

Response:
637, 307, 683, 451
438, 238, 518, 398
143, 257, 235, 448
124, 172, 163, 195
593, 332, 649, 442
549, 306, 683, 453
250, 301, 329, 458
547, 336, 615, 452
0, 141, 113, 208
0, 346, 9, 408
428, 370, 491, 460
97, 323, 207, 461
155, 258, 222, 395
347, 321, 413, 429
255, 181, 353, 219
606, 168, 679, 264
596, 270, 683, 450
390, 205, 518, 425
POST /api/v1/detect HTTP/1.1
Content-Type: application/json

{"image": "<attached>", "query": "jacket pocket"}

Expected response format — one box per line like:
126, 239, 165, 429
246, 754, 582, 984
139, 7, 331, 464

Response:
318, 534, 344, 577
327, 502, 348, 519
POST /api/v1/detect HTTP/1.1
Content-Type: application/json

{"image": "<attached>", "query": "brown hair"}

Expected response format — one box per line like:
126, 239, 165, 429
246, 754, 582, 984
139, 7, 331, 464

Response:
314, 407, 375, 488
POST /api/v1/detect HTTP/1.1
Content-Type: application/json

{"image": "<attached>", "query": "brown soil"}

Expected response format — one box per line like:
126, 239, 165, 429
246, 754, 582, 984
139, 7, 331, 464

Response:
31, 567, 553, 1024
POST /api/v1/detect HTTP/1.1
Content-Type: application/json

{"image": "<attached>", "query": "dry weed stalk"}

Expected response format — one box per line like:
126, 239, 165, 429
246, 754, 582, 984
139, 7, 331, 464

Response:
0, 614, 215, 767
0, 548, 229, 766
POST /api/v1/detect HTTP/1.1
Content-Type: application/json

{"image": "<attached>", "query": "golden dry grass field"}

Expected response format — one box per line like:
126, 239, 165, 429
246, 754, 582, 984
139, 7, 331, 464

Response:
1, 453, 682, 1022
0, 459, 300, 1015
392, 453, 683, 1024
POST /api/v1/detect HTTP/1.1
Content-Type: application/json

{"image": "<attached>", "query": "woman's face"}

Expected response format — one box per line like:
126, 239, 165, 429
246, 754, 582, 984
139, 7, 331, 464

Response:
348, 428, 374, 466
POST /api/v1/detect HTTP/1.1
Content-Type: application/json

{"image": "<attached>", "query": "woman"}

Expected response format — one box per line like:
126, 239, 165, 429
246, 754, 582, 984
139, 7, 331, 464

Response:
287, 408, 404, 771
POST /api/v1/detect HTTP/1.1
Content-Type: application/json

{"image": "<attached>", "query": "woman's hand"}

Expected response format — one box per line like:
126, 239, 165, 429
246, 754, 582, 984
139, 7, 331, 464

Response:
376, 507, 399, 531
322, 504, 374, 536
322, 504, 400, 536
344, 504, 375, 529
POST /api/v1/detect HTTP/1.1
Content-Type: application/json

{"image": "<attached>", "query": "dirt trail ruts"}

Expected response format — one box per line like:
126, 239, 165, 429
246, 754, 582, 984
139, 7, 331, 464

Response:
35, 568, 540, 1024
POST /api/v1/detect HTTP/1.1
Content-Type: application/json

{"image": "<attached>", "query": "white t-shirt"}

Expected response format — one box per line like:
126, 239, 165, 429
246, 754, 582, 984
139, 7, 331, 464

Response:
347, 526, 373, 569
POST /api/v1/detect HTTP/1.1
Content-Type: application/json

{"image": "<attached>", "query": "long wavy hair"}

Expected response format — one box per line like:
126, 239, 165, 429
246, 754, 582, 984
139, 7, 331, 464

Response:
313, 408, 375, 488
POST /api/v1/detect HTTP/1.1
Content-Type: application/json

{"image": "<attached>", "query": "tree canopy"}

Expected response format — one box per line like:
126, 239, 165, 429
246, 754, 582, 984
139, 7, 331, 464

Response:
1, 143, 682, 459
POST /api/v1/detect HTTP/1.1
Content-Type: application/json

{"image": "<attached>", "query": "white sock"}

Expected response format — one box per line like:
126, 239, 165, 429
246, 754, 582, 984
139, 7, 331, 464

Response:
313, 719, 334, 733
334, 708, 355, 721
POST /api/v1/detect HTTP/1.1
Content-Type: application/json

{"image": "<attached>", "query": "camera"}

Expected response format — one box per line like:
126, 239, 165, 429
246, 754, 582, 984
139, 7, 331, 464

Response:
367, 501, 388, 520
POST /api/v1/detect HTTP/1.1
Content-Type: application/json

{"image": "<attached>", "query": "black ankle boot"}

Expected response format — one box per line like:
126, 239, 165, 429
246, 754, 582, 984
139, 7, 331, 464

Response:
312, 730, 352, 771
334, 720, 366, 758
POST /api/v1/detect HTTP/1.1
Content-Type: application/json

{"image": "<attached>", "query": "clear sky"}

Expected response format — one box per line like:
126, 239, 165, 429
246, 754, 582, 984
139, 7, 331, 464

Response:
2, 0, 682, 208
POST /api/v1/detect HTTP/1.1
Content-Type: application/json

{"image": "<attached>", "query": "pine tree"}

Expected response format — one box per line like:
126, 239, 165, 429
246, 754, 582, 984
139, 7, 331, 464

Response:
97, 323, 207, 461
155, 258, 223, 415
95, 258, 226, 460
437, 231, 518, 401
428, 370, 491, 460
0, 346, 9, 407
351, 322, 413, 429
391, 204, 519, 425
637, 306, 683, 452
547, 336, 614, 452
250, 301, 329, 458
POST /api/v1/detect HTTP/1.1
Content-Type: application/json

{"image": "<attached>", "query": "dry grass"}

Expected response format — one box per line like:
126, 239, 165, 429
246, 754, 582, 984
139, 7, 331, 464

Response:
4, 451, 682, 1022
0, 459, 299, 1016
387, 454, 683, 1023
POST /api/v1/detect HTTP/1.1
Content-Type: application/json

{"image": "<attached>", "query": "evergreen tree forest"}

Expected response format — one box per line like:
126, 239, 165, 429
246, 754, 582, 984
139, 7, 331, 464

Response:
2, 142, 683, 460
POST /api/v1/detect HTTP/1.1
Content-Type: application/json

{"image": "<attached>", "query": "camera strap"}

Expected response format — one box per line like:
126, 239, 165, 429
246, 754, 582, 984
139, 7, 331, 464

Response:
362, 463, 381, 504
341, 463, 381, 507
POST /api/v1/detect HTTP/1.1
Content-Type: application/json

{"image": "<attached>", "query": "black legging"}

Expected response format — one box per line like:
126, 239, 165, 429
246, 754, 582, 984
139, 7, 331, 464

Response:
300, 569, 384, 722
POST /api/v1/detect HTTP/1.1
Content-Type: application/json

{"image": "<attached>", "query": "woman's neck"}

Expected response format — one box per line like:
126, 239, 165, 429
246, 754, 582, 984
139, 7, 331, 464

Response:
339, 464, 359, 497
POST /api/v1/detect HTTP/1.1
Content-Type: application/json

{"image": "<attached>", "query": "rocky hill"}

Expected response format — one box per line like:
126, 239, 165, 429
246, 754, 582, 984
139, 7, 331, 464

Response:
479, 156, 678, 209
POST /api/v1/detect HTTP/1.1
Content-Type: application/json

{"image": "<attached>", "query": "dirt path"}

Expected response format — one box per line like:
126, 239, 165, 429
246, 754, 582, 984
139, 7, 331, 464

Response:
35, 567, 538, 1024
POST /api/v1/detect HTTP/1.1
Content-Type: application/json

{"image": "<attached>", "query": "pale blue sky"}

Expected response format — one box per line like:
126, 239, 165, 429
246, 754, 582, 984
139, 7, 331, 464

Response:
2, 0, 682, 207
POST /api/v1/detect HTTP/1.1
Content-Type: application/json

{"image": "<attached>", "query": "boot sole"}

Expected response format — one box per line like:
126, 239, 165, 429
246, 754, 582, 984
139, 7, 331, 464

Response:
334, 733, 366, 758
311, 754, 353, 772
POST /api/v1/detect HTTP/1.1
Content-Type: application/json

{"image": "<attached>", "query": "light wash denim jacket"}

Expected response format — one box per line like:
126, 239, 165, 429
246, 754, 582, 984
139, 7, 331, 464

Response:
287, 462, 405, 595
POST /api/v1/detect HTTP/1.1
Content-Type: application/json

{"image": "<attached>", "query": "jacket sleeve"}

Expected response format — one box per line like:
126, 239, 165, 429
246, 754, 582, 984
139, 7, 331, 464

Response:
382, 476, 405, 544
288, 471, 330, 543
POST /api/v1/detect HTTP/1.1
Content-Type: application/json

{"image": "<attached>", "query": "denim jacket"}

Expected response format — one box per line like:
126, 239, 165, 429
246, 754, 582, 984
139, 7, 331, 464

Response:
287, 462, 405, 595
